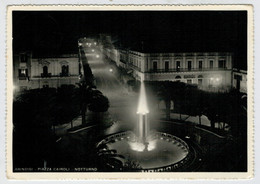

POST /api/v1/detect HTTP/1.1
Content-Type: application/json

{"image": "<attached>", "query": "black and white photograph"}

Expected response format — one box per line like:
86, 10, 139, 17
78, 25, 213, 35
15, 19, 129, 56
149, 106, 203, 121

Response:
6, 5, 253, 179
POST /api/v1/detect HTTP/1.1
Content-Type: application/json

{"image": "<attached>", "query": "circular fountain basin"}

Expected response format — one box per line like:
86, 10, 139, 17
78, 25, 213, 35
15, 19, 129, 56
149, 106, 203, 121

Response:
97, 131, 190, 171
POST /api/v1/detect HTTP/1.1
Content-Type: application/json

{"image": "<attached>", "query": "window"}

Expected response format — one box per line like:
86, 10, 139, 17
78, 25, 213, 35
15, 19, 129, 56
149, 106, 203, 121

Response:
198, 79, 203, 86
188, 61, 192, 71
42, 66, 50, 77
61, 65, 69, 76
218, 60, 226, 68
199, 61, 203, 70
176, 61, 180, 71
43, 66, 48, 75
153, 61, 157, 71
18, 69, 28, 80
234, 74, 242, 81
210, 60, 214, 69
20, 54, 27, 63
43, 85, 49, 88
187, 79, 192, 84
165, 61, 169, 71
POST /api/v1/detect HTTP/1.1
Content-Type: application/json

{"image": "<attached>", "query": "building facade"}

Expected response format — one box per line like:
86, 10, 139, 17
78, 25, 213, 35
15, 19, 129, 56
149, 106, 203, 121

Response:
232, 68, 247, 93
13, 52, 80, 91
105, 48, 233, 92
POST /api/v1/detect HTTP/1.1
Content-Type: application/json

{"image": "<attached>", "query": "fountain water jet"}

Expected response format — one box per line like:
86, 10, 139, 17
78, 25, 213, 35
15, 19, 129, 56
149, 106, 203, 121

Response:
136, 81, 149, 144
97, 80, 192, 171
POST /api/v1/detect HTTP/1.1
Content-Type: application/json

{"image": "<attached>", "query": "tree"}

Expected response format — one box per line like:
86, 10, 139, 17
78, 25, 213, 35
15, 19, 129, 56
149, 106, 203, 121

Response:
170, 81, 188, 120
78, 48, 96, 125
157, 81, 173, 120
88, 90, 109, 112
88, 90, 110, 124
123, 158, 142, 171
96, 143, 124, 171
13, 88, 57, 168
77, 82, 93, 125
55, 85, 80, 128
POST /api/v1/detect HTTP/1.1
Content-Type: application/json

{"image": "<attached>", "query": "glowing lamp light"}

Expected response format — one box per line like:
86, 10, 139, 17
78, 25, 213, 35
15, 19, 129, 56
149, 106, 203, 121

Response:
137, 82, 149, 114
216, 78, 220, 81
96, 55, 100, 58
109, 68, 113, 72
210, 77, 213, 81
92, 49, 95, 52
13, 84, 17, 92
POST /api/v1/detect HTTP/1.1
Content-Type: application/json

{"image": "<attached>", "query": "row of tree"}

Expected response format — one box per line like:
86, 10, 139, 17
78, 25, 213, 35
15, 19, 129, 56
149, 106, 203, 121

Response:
13, 48, 110, 169
13, 84, 110, 168
144, 81, 246, 136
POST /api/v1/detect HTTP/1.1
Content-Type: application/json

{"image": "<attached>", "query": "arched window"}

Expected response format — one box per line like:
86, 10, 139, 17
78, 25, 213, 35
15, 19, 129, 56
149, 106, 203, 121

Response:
43, 66, 48, 77
176, 61, 180, 71
175, 76, 181, 79
61, 65, 69, 76
198, 75, 203, 78
188, 61, 192, 71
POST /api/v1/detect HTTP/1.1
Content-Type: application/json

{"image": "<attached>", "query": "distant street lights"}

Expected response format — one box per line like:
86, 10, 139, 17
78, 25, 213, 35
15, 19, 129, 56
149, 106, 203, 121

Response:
210, 77, 221, 85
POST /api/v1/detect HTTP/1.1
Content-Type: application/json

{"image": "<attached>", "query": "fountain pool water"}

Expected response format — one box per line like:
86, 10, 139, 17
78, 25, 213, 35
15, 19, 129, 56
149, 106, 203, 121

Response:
97, 82, 191, 171
97, 131, 190, 170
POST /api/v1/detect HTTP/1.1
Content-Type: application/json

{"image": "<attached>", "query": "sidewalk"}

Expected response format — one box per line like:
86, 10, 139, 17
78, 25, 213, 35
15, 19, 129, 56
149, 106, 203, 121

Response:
54, 116, 83, 136
157, 111, 230, 131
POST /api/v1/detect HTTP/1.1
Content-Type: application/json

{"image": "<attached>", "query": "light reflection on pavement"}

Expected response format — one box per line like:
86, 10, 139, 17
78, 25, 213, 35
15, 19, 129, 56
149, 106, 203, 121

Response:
83, 46, 139, 135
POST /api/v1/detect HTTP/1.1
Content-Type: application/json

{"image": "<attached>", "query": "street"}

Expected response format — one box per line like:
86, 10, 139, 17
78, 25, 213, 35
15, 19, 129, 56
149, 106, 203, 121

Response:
82, 45, 139, 134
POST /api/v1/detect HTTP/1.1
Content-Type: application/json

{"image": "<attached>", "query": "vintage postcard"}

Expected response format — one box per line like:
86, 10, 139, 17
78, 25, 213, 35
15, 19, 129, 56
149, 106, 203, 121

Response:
6, 5, 254, 180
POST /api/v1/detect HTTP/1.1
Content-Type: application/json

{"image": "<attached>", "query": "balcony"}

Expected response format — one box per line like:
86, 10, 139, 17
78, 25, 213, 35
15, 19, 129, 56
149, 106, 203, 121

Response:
41, 73, 52, 78
146, 67, 228, 73
60, 73, 70, 77
18, 76, 28, 80
128, 63, 141, 71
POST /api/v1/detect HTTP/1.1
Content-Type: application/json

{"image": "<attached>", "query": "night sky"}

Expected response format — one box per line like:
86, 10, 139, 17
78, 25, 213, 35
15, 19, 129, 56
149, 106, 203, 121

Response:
12, 11, 247, 69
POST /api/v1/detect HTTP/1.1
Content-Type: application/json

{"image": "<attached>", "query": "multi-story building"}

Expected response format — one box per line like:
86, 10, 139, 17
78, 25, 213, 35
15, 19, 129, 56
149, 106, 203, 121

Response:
105, 47, 233, 91
232, 68, 247, 93
13, 52, 80, 91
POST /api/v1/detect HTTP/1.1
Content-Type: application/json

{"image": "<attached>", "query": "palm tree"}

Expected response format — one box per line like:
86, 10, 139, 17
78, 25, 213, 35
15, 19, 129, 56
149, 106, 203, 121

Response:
96, 143, 124, 171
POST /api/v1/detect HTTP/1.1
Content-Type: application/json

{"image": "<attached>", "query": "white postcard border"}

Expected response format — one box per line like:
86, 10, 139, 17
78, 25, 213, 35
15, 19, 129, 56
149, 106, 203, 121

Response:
6, 4, 254, 180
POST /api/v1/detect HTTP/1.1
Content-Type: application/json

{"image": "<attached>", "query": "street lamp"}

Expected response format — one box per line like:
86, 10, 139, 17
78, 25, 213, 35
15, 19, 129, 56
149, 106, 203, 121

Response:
13, 84, 17, 92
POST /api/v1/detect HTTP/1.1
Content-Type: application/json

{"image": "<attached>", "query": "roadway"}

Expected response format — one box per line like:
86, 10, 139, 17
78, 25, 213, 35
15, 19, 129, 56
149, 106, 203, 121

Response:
81, 44, 139, 134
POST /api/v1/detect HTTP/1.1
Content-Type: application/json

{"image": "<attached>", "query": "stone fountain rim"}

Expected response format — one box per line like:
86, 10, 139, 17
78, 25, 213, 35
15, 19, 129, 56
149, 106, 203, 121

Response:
96, 131, 192, 171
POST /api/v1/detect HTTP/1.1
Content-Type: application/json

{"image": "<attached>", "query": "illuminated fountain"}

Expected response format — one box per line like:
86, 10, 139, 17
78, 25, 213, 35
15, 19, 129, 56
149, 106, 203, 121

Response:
97, 81, 192, 171
136, 82, 149, 146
